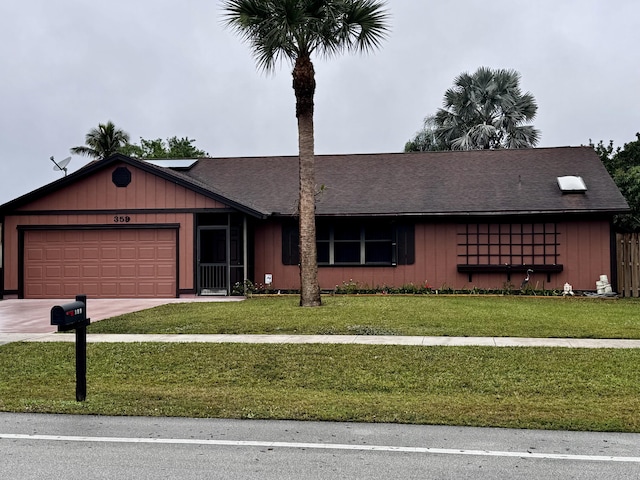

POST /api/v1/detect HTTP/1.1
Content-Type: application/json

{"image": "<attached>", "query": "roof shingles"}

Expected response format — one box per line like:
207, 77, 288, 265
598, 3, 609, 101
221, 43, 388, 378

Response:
180, 147, 629, 217
0, 147, 628, 219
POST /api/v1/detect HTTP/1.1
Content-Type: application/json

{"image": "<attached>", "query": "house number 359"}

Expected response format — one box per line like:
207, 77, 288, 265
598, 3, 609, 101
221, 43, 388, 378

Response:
114, 215, 131, 223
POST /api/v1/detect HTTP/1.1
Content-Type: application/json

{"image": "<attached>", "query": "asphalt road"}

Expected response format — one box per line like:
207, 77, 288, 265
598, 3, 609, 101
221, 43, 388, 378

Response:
1, 413, 639, 479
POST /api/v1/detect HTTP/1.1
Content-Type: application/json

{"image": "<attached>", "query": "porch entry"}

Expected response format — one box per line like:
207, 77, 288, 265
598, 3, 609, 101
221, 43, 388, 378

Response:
197, 225, 245, 295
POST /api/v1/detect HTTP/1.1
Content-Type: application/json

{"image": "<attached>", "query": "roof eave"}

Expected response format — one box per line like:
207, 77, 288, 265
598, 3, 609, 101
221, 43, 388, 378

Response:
307, 208, 630, 218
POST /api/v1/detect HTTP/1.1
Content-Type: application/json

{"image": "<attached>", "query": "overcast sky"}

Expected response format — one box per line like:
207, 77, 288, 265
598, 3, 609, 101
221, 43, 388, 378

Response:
1, 0, 639, 205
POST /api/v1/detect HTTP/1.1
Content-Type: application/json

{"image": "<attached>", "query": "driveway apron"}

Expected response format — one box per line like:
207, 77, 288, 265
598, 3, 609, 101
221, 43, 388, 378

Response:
0, 297, 243, 334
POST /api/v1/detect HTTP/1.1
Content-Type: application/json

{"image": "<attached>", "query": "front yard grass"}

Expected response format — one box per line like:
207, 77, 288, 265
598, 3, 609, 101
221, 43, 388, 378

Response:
1, 342, 639, 432
88, 295, 640, 339
3, 295, 640, 432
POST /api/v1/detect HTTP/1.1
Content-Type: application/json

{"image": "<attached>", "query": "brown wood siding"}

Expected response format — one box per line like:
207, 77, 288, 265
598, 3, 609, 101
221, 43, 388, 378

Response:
252, 219, 614, 292
252, 222, 299, 290
558, 219, 611, 290
17, 162, 227, 211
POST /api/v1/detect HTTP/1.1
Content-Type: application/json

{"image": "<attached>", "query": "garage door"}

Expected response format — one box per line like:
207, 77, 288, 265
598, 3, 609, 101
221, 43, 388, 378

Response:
24, 229, 177, 298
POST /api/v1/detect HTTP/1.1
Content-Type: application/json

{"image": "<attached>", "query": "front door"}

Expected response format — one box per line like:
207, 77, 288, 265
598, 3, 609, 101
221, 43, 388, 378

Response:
197, 227, 228, 295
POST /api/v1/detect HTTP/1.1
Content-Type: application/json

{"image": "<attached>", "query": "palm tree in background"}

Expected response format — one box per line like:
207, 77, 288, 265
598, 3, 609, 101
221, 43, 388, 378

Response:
434, 67, 540, 150
70, 121, 130, 160
222, 0, 390, 307
404, 115, 447, 152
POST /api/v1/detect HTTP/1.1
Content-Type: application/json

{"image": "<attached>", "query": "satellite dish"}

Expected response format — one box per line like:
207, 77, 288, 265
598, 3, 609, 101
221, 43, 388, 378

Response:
51, 156, 72, 176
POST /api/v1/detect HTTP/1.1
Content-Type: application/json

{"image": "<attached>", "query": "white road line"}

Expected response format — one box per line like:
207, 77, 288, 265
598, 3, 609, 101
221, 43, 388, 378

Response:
2, 433, 639, 463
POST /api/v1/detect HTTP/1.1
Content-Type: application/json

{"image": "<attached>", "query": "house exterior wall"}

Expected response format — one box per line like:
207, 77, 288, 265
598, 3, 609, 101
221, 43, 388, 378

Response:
253, 219, 613, 292
2, 163, 229, 296
1, 158, 618, 297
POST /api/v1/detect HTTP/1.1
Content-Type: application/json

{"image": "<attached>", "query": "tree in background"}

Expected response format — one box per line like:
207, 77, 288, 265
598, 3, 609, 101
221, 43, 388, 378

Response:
222, 0, 390, 307
120, 136, 208, 159
403, 115, 446, 152
405, 67, 540, 152
592, 133, 640, 232
70, 121, 130, 160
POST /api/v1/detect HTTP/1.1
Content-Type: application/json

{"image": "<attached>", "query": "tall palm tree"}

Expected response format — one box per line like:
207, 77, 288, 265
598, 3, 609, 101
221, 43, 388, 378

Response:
70, 121, 130, 160
222, 0, 390, 307
434, 67, 540, 150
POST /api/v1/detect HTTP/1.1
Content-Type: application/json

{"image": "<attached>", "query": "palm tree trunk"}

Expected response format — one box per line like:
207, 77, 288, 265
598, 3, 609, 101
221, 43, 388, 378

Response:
293, 55, 322, 307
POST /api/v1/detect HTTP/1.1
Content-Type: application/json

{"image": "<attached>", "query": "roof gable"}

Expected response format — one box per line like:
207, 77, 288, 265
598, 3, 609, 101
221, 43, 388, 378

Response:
0, 154, 268, 217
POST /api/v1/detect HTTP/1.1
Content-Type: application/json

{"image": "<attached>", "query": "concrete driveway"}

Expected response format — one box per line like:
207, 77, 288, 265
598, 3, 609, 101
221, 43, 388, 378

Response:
0, 297, 243, 334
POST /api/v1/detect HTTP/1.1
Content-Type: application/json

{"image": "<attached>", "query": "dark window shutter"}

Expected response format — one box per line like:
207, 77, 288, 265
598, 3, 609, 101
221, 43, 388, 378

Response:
396, 224, 415, 265
282, 224, 300, 265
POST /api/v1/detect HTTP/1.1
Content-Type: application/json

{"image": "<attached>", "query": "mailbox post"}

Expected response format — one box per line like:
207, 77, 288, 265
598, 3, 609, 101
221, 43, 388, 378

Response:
51, 295, 90, 401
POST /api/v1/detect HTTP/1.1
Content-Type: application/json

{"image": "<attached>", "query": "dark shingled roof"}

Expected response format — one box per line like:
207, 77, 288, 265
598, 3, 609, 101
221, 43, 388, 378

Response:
0, 147, 629, 219
174, 146, 629, 217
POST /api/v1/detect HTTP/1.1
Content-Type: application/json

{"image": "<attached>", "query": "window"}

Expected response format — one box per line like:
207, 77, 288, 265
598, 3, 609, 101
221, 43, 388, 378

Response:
321, 222, 393, 265
282, 221, 414, 266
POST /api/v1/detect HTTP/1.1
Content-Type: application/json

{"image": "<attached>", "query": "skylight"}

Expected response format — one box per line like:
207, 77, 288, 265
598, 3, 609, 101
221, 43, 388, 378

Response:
144, 159, 198, 170
557, 176, 587, 193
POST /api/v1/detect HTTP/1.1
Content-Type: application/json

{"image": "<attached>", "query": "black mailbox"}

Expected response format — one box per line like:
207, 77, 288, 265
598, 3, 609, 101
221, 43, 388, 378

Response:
50, 295, 90, 401
51, 301, 86, 327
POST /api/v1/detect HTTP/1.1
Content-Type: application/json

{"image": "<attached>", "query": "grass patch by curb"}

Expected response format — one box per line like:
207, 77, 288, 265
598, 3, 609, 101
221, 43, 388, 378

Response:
2, 342, 639, 432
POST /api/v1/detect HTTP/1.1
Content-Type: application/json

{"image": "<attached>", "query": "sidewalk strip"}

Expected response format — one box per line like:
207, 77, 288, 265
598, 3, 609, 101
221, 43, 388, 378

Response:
4, 333, 640, 348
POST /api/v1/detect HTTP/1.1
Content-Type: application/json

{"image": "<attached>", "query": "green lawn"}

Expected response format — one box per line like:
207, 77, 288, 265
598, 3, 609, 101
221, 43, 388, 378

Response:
3, 295, 640, 432
88, 295, 640, 339
1, 342, 638, 432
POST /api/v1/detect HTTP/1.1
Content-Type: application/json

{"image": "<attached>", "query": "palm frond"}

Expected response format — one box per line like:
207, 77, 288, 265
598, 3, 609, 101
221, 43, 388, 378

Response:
70, 121, 130, 160
69, 145, 99, 159
434, 67, 540, 150
506, 125, 541, 149
221, 0, 389, 71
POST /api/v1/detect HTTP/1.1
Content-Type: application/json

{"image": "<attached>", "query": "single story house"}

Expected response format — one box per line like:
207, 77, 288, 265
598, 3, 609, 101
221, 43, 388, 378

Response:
0, 146, 629, 298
